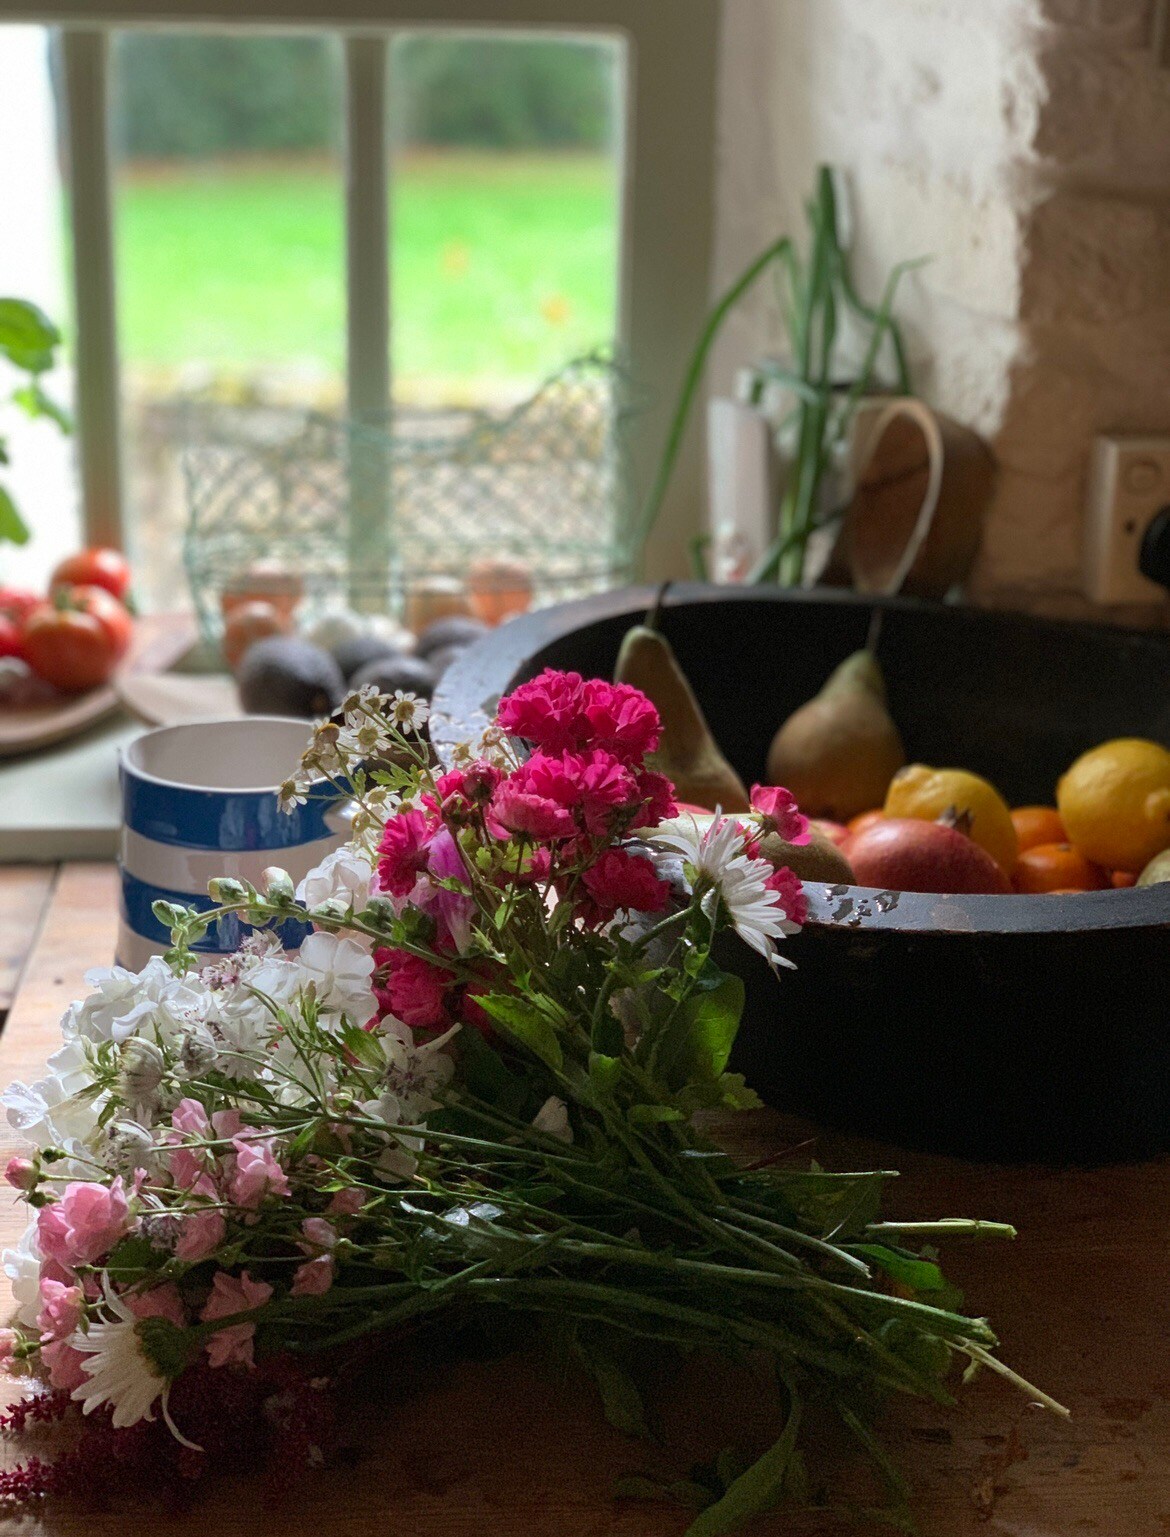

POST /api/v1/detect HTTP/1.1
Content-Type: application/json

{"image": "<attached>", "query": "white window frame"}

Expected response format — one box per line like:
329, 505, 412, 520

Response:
8, 1, 720, 581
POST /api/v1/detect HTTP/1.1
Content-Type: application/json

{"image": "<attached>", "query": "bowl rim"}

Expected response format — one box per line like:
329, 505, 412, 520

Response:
431, 583, 1170, 939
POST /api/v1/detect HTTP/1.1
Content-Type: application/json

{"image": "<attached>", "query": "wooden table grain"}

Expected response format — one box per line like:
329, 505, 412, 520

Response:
0, 863, 1166, 1536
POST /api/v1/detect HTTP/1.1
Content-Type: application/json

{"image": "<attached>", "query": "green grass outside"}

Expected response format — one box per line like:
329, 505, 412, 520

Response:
114, 151, 620, 399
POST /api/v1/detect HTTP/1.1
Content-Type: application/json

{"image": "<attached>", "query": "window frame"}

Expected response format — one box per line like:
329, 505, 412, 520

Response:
10, 1, 720, 582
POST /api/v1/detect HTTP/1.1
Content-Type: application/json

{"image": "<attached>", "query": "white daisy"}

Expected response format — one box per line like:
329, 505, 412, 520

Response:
387, 690, 429, 733
70, 1282, 168, 1430
649, 813, 798, 967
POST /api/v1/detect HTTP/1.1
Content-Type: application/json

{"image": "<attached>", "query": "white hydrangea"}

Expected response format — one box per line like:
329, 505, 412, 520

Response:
296, 932, 377, 1026
63, 958, 209, 1048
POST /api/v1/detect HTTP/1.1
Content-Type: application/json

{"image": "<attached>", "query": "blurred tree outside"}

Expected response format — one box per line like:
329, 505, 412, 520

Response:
115, 33, 614, 159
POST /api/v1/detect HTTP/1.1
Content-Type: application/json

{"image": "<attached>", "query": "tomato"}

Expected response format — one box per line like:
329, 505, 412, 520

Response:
0, 615, 24, 661
57, 584, 134, 659
0, 590, 43, 663
22, 602, 121, 692
50, 546, 132, 602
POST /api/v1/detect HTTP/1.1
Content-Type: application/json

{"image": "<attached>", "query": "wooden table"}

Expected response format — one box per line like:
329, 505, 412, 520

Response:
0, 863, 1167, 1536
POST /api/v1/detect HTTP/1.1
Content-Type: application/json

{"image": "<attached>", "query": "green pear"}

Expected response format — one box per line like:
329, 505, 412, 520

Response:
765, 650, 905, 823
616, 610, 750, 814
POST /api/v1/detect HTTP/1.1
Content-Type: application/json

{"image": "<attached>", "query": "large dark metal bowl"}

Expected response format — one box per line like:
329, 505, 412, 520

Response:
432, 585, 1170, 1162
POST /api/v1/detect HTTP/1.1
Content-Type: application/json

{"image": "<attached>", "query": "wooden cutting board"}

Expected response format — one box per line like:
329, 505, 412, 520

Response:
0, 613, 197, 759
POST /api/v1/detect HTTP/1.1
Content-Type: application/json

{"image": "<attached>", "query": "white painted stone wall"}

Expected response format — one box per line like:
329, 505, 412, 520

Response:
0, 26, 78, 588
713, 0, 1170, 625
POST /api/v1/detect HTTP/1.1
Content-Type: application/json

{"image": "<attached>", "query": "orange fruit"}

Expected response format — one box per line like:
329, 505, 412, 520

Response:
1011, 806, 1066, 853
847, 808, 885, 838
1057, 738, 1170, 873
1111, 869, 1138, 888
1012, 842, 1109, 894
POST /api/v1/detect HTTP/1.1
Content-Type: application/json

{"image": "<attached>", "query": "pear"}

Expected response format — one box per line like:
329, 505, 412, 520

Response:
766, 650, 905, 823
616, 602, 750, 814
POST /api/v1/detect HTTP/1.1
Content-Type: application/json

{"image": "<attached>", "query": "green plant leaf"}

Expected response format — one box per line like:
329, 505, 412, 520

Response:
474, 993, 563, 1073
684, 1396, 803, 1537
0, 485, 30, 546
850, 1244, 946, 1294
575, 1335, 651, 1439
0, 298, 60, 373
11, 382, 71, 432
653, 971, 744, 1092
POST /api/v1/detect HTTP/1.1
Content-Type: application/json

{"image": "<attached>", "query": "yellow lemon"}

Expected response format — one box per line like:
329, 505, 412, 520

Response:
884, 764, 1018, 875
1057, 739, 1170, 874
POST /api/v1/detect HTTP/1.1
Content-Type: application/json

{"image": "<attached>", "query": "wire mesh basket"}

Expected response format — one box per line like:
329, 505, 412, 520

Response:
181, 356, 637, 642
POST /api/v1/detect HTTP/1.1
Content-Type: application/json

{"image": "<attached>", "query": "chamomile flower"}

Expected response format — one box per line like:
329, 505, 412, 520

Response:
387, 690, 429, 732
649, 813, 800, 967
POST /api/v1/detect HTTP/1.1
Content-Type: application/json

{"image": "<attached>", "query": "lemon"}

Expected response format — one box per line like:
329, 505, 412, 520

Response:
884, 764, 1018, 875
1057, 739, 1170, 874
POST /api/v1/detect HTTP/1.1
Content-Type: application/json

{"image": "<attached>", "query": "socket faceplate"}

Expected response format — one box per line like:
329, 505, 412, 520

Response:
1083, 435, 1170, 604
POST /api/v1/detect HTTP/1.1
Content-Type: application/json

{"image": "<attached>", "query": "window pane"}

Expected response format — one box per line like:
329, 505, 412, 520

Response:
0, 25, 79, 592
388, 32, 624, 407
109, 31, 345, 611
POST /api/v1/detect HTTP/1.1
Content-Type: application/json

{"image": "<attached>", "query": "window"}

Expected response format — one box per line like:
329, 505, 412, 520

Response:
0, 3, 719, 603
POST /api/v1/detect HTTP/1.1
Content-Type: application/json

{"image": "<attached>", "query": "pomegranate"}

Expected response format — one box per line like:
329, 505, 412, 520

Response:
847, 817, 1011, 896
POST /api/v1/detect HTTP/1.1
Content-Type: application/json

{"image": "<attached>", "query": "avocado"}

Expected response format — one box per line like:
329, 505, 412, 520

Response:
237, 636, 345, 719
415, 615, 489, 659
349, 653, 437, 699
331, 632, 404, 683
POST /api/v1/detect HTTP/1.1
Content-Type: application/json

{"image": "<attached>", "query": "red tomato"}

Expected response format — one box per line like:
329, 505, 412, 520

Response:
0, 615, 24, 661
59, 584, 134, 659
50, 547, 132, 602
22, 601, 121, 692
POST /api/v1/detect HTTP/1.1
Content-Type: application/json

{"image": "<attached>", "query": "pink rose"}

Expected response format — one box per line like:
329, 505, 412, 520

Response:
581, 679, 661, 763
37, 1178, 131, 1268
36, 1278, 83, 1342
4, 1158, 37, 1192
41, 1339, 87, 1392
175, 1177, 227, 1263
300, 1218, 337, 1251
631, 770, 678, 829
127, 1283, 186, 1327
496, 669, 587, 752
376, 808, 435, 898
374, 949, 451, 1031
764, 865, 809, 926
581, 848, 672, 920
229, 1136, 290, 1210
201, 1269, 273, 1370
172, 1098, 211, 1139
0, 1328, 17, 1366
326, 1188, 365, 1218
751, 784, 811, 846
290, 1255, 334, 1297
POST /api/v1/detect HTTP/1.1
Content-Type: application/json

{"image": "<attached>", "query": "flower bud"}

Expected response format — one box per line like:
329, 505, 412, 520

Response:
208, 877, 248, 906
262, 867, 295, 905
119, 1038, 166, 1107
4, 1157, 37, 1192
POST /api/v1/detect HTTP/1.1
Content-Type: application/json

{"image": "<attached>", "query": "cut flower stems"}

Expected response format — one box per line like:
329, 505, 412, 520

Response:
0, 673, 1064, 1530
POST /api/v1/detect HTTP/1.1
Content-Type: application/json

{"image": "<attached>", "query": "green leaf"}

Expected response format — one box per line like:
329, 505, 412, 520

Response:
850, 1244, 946, 1294
11, 382, 71, 432
575, 1336, 651, 1439
0, 484, 29, 546
653, 970, 744, 1091
588, 1051, 621, 1096
456, 1027, 529, 1115
591, 1009, 624, 1059
628, 1104, 683, 1125
474, 993, 563, 1073
0, 298, 60, 372
684, 1397, 803, 1537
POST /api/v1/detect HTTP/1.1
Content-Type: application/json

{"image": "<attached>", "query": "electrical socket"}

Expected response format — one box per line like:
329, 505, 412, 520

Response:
1083, 434, 1170, 604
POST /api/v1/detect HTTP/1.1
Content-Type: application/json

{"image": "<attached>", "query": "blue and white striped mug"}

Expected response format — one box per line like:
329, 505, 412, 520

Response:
117, 717, 348, 968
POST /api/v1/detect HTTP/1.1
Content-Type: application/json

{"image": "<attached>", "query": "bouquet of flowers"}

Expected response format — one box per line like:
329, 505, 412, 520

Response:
0, 670, 1061, 1528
